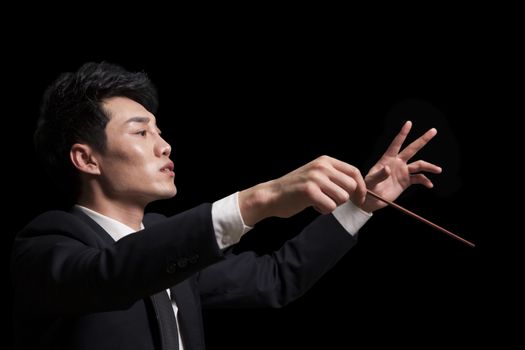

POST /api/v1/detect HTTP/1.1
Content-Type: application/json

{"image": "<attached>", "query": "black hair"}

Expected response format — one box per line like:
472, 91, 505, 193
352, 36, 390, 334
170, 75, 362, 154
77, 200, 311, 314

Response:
34, 61, 158, 199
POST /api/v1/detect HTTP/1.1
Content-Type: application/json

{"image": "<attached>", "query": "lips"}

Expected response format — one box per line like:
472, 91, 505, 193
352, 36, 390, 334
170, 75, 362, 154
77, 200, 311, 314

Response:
160, 161, 174, 172
160, 161, 175, 176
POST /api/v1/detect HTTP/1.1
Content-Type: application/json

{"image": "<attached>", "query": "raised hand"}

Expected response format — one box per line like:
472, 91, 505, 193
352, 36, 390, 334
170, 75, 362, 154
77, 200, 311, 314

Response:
239, 156, 367, 226
361, 121, 442, 212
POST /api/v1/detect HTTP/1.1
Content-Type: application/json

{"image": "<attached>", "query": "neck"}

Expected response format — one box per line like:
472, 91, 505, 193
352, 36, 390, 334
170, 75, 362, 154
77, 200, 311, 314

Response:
77, 193, 146, 231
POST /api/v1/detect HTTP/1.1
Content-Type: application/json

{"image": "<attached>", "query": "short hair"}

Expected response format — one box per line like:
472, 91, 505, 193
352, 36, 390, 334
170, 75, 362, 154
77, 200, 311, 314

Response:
34, 61, 158, 199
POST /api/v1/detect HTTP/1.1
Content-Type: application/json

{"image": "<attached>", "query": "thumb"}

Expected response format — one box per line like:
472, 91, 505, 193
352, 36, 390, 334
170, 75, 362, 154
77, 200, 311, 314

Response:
365, 165, 390, 187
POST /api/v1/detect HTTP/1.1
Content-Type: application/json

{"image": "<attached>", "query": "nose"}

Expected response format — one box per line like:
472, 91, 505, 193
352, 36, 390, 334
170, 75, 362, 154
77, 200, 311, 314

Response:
155, 135, 172, 157
162, 143, 171, 157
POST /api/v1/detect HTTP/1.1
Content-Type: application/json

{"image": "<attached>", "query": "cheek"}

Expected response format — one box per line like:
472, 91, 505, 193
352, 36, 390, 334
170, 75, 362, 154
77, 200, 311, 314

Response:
100, 142, 160, 184
101, 157, 146, 186
106, 146, 150, 174
145, 162, 162, 177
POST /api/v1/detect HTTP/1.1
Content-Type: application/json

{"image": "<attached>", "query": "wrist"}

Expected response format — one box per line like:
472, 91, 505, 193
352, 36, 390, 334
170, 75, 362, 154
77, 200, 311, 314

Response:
358, 196, 387, 213
238, 181, 275, 226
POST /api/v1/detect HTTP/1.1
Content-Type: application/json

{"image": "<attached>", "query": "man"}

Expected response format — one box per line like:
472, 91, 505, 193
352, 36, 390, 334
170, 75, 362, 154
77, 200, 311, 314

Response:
11, 62, 441, 349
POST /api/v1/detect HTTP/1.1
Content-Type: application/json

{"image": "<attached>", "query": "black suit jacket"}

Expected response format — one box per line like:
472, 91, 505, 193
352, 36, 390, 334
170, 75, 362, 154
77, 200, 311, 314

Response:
11, 203, 357, 349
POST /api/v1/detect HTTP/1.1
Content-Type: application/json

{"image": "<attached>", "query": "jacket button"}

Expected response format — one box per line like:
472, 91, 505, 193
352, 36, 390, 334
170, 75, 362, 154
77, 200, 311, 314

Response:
177, 258, 188, 268
166, 262, 177, 274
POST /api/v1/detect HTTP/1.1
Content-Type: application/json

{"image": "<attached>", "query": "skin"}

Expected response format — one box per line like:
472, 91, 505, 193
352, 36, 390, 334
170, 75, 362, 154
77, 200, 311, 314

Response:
70, 97, 441, 230
70, 97, 175, 230
238, 121, 442, 224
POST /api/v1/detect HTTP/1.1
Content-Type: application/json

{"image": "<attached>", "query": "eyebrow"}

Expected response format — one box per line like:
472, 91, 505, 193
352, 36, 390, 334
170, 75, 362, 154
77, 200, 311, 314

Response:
125, 116, 151, 125
124, 116, 162, 133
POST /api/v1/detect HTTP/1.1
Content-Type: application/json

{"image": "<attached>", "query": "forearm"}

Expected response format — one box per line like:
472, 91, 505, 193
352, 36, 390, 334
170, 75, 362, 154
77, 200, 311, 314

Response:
199, 213, 358, 308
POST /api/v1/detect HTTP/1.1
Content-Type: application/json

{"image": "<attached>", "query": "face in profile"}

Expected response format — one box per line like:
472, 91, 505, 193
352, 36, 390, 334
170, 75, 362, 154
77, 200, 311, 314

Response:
91, 96, 177, 205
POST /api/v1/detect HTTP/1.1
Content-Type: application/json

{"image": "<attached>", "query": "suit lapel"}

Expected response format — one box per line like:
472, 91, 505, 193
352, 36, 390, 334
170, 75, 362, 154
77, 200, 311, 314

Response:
71, 209, 205, 349
71, 208, 116, 247
145, 212, 205, 349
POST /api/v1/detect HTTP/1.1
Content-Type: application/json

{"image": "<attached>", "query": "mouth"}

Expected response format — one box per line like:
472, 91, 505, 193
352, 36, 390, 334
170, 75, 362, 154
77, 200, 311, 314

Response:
160, 162, 175, 177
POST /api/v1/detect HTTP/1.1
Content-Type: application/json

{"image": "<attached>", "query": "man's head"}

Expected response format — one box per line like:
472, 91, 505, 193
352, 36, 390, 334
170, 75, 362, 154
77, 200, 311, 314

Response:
35, 62, 176, 205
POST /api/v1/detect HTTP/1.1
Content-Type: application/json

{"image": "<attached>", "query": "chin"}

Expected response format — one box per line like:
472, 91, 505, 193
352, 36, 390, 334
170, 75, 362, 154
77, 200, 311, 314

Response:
146, 184, 177, 201
160, 186, 177, 199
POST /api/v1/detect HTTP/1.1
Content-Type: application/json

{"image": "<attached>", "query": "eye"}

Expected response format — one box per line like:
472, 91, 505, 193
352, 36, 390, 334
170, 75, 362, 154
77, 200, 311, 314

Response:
135, 130, 147, 137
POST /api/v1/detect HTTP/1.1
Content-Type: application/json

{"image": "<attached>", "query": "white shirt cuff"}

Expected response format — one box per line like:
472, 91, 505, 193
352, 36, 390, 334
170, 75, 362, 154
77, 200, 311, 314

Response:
332, 200, 372, 236
212, 192, 253, 249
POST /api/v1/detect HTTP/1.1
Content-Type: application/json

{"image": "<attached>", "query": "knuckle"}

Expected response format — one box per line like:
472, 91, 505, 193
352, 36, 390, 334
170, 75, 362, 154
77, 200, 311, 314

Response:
311, 161, 328, 173
348, 165, 361, 177
307, 171, 323, 184
317, 155, 331, 162
303, 182, 318, 198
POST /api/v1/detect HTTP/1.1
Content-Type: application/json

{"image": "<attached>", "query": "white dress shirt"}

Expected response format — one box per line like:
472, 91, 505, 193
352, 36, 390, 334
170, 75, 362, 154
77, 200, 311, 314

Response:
75, 191, 371, 349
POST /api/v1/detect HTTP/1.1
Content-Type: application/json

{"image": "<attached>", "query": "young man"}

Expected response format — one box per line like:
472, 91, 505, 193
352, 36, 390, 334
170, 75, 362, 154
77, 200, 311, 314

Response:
11, 62, 441, 350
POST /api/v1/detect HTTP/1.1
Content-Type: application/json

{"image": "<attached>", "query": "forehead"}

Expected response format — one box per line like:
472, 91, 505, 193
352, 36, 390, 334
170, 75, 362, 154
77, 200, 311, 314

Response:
103, 96, 156, 125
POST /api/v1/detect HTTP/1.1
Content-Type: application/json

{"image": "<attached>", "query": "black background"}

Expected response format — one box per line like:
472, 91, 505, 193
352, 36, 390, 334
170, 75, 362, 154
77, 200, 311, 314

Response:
3, 33, 496, 348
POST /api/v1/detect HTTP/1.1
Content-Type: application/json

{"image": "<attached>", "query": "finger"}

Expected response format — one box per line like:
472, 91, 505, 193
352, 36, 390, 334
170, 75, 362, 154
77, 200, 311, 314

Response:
383, 120, 412, 157
410, 173, 434, 188
309, 186, 338, 214
408, 160, 442, 174
365, 165, 391, 187
399, 128, 437, 162
327, 169, 362, 200
317, 176, 353, 207
330, 160, 366, 205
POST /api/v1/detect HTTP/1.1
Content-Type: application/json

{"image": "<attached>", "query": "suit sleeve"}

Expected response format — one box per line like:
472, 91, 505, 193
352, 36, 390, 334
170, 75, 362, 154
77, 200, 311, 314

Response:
11, 204, 223, 317
197, 213, 358, 308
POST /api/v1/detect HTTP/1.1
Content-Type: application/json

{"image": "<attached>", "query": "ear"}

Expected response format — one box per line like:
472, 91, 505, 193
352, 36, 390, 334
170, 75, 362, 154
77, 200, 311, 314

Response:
70, 143, 101, 175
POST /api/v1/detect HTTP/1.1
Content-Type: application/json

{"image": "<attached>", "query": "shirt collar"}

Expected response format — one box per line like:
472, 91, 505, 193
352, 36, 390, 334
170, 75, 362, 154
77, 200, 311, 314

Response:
74, 205, 144, 242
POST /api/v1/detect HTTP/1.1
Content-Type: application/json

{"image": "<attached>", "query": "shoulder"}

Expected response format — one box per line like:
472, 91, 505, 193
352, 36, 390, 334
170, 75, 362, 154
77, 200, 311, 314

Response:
143, 212, 167, 226
24, 210, 80, 230
16, 210, 93, 241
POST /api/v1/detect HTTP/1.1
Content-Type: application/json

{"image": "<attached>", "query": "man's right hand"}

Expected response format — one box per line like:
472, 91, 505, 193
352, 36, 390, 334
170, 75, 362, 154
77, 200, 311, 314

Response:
238, 155, 366, 226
